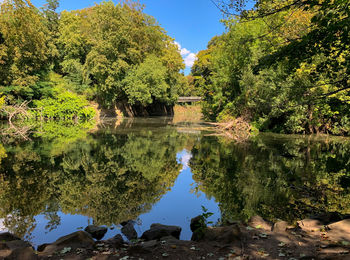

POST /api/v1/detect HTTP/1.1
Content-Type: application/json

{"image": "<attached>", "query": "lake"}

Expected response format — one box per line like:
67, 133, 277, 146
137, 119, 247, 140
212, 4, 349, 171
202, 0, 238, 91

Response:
0, 117, 349, 247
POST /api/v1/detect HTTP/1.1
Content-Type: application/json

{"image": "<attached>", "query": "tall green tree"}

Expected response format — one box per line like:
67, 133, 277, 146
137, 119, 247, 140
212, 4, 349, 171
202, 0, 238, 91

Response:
58, 1, 185, 107
195, 0, 350, 134
0, 0, 51, 87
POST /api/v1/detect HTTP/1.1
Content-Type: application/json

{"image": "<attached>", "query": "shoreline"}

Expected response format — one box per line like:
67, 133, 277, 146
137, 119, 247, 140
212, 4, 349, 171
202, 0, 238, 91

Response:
1, 215, 350, 259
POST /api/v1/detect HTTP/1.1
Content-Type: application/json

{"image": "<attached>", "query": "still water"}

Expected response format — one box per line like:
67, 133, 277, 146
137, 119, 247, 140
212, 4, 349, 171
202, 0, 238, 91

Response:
0, 118, 350, 246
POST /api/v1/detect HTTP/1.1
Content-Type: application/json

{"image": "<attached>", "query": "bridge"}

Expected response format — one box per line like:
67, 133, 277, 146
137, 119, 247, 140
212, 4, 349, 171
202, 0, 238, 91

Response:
177, 96, 202, 103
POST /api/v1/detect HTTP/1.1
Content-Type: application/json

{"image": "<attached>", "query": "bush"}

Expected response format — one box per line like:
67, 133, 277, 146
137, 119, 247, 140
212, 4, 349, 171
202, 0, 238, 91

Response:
33, 91, 95, 120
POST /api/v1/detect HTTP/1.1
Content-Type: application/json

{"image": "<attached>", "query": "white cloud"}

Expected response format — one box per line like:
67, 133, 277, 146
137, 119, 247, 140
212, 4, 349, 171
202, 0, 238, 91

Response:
180, 150, 192, 170
184, 53, 197, 67
174, 41, 197, 68
180, 48, 190, 56
174, 41, 181, 50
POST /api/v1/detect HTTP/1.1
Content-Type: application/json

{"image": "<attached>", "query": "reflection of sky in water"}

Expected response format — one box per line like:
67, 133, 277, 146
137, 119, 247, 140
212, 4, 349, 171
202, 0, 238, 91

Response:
30, 149, 220, 246
0, 218, 8, 233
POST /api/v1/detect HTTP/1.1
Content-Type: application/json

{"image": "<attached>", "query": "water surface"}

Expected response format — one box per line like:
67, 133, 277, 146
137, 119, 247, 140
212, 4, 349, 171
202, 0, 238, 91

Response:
0, 118, 350, 246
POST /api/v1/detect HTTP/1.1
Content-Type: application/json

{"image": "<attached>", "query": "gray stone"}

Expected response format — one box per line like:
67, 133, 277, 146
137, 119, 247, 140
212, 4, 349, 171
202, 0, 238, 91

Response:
141, 223, 181, 241
0, 233, 20, 242
121, 222, 138, 240
85, 225, 108, 240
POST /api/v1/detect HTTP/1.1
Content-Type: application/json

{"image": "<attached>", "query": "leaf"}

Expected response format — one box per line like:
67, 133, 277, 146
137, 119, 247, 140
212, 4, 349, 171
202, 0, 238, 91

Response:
342, 241, 350, 246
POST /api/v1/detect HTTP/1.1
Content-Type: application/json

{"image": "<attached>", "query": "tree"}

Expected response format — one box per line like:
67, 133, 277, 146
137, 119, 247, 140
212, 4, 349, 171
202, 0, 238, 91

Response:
57, 1, 184, 108
0, 0, 51, 87
194, 0, 350, 134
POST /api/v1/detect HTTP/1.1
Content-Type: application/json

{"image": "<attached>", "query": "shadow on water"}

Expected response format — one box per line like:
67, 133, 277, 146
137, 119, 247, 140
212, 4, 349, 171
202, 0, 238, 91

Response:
0, 119, 350, 245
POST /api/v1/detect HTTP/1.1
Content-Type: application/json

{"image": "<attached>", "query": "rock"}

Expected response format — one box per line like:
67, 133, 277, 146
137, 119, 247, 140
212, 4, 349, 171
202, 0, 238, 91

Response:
129, 245, 152, 254
191, 225, 241, 244
37, 243, 50, 252
121, 220, 131, 226
141, 224, 181, 241
0, 242, 9, 250
297, 219, 323, 232
121, 222, 138, 240
190, 215, 205, 232
272, 221, 289, 233
0, 233, 20, 242
5, 247, 38, 260
247, 216, 272, 231
160, 236, 188, 246
0, 238, 33, 259
40, 231, 94, 255
141, 240, 157, 249
85, 225, 108, 240
327, 219, 350, 241
105, 234, 124, 248
5, 240, 32, 250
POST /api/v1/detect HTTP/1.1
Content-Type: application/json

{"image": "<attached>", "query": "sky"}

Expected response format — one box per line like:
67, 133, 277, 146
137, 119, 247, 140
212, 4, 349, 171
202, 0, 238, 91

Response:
29, 0, 226, 74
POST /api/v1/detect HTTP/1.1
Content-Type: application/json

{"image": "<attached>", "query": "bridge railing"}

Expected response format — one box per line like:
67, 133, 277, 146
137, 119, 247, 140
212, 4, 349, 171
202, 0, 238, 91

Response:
177, 97, 202, 103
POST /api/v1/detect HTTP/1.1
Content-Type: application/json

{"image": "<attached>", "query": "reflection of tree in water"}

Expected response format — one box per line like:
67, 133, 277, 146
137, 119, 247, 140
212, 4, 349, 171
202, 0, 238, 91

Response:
190, 134, 350, 224
0, 123, 189, 239
59, 130, 185, 225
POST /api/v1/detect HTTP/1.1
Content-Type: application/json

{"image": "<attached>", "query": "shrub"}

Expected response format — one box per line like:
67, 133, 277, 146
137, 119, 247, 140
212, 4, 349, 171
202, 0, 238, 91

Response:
33, 91, 95, 120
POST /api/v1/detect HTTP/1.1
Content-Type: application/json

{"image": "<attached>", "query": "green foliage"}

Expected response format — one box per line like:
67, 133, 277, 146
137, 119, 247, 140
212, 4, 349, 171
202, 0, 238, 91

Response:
0, 0, 186, 118
0, 143, 6, 164
33, 91, 95, 120
57, 1, 184, 108
0, 0, 51, 87
0, 94, 5, 108
122, 55, 169, 106
194, 0, 350, 135
201, 206, 214, 225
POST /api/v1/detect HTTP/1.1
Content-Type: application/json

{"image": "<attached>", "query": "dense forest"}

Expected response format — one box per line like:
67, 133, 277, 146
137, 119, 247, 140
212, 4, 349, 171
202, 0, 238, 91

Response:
0, 0, 188, 119
192, 0, 350, 135
1, 0, 349, 135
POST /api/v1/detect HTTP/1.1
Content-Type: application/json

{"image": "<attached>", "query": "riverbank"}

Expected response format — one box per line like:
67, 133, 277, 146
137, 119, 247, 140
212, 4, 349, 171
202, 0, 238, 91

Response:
1, 215, 350, 259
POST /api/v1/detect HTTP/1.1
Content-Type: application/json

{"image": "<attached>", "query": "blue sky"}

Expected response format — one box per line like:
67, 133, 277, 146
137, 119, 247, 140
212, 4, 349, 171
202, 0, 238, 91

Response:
30, 0, 226, 74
